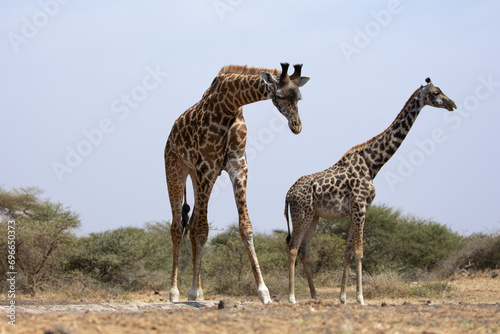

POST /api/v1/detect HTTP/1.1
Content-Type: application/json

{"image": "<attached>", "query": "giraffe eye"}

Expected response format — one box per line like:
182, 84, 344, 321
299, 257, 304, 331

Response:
433, 91, 440, 96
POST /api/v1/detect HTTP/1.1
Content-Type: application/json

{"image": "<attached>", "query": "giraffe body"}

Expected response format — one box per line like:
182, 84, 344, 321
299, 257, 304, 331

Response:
165, 63, 309, 303
285, 78, 456, 304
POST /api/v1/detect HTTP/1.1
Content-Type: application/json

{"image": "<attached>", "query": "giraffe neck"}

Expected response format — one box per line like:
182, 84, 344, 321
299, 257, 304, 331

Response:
356, 87, 425, 179
205, 72, 274, 112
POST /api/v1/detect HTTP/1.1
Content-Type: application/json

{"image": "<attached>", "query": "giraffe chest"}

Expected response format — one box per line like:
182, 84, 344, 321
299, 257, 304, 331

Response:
312, 168, 375, 219
168, 106, 243, 171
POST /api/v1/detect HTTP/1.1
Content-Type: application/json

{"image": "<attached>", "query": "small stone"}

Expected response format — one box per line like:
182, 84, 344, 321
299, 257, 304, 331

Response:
218, 299, 236, 309
44, 324, 71, 334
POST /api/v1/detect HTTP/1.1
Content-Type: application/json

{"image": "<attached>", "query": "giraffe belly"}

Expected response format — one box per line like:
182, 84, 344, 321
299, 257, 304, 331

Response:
315, 198, 349, 220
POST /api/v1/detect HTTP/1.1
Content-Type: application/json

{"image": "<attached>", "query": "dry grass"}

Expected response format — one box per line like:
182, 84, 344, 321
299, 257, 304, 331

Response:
363, 270, 452, 300
5, 269, 498, 306
6, 274, 500, 334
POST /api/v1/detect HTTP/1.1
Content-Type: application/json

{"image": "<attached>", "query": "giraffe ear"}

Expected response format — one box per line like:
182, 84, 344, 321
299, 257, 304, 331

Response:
260, 71, 278, 86
298, 76, 310, 87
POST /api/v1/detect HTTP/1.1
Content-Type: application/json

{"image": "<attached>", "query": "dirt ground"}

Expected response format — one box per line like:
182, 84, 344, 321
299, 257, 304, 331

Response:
2, 274, 499, 334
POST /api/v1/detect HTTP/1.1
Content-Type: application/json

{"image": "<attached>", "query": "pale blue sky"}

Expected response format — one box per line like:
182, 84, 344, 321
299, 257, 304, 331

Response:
1, 1, 499, 236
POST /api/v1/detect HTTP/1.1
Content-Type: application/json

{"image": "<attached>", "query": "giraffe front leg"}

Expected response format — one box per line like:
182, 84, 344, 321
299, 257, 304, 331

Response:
351, 202, 367, 305
355, 254, 364, 305
340, 224, 354, 304
227, 160, 271, 304
244, 229, 271, 304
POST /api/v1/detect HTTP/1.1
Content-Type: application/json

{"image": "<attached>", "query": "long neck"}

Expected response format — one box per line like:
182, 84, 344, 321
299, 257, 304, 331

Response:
204, 73, 274, 112
357, 88, 425, 179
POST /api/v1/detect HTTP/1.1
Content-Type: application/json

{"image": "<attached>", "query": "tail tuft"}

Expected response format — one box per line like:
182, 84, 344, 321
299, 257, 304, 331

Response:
181, 202, 190, 236
285, 196, 291, 245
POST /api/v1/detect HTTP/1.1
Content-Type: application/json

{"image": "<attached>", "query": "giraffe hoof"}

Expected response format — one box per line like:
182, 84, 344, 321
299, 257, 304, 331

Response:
288, 296, 296, 304
356, 293, 365, 305
258, 285, 272, 304
169, 288, 180, 303
339, 295, 347, 305
188, 287, 204, 301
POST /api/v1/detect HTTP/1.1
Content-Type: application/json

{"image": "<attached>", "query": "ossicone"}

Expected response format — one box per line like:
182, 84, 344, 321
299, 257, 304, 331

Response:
279, 63, 290, 83
290, 64, 303, 82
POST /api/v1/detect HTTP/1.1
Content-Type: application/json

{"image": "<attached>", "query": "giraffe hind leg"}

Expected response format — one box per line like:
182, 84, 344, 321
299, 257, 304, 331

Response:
286, 228, 302, 304
165, 153, 189, 302
298, 215, 319, 301
287, 212, 314, 304
187, 171, 216, 302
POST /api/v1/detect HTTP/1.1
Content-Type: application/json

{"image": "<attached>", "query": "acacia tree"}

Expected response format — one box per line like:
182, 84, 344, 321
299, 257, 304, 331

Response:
0, 187, 80, 294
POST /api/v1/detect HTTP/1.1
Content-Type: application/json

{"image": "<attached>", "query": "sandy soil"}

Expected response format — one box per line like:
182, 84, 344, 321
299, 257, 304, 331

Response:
2, 274, 499, 334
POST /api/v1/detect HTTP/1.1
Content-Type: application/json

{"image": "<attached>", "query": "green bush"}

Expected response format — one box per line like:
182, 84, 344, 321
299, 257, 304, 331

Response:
65, 221, 190, 291
66, 227, 153, 288
317, 204, 464, 276
309, 232, 345, 274
202, 224, 345, 296
203, 225, 260, 295
436, 232, 500, 277
391, 216, 464, 272
142, 221, 173, 271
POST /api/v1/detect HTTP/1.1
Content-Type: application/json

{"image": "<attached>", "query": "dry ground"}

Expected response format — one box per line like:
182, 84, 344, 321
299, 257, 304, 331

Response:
2, 273, 499, 334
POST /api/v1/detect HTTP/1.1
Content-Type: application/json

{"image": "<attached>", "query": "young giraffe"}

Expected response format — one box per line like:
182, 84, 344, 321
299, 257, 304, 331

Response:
165, 63, 310, 304
284, 78, 456, 305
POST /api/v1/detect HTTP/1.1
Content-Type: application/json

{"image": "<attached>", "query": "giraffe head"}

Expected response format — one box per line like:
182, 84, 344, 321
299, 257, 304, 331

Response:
260, 63, 310, 134
421, 78, 457, 111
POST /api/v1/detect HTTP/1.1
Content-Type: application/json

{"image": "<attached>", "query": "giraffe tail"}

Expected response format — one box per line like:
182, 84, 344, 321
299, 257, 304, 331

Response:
181, 186, 190, 237
284, 196, 291, 245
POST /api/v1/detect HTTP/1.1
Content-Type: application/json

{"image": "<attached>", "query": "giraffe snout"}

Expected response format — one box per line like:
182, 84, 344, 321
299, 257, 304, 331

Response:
289, 120, 302, 135
446, 100, 457, 111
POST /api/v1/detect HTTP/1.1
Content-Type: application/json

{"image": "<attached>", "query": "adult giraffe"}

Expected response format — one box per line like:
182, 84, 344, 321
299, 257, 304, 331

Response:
165, 63, 310, 304
284, 78, 456, 305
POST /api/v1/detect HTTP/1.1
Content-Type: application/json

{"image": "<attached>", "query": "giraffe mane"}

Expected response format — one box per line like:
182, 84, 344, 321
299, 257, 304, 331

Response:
342, 86, 423, 158
218, 65, 281, 76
